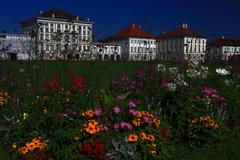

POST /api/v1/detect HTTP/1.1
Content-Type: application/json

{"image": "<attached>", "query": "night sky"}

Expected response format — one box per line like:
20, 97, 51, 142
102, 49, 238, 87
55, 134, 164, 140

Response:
0, 0, 240, 41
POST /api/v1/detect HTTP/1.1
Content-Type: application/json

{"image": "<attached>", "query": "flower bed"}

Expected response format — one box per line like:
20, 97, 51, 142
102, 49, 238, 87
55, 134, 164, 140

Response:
0, 60, 240, 159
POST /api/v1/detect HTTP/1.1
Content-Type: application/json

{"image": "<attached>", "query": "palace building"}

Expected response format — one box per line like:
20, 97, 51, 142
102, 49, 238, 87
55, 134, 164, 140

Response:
156, 23, 207, 61
109, 24, 156, 61
20, 8, 93, 60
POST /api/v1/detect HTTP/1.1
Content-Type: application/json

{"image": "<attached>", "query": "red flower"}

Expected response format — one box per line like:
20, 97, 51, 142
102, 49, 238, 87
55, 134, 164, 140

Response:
68, 69, 86, 91
71, 75, 86, 91
160, 127, 169, 138
44, 76, 61, 92
81, 142, 92, 153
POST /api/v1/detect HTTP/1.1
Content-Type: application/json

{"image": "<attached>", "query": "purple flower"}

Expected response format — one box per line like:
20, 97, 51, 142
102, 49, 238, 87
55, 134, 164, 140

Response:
100, 124, 109, 131
120, 122, 133, 130
113, 106, 121, 114
94, 107, 103, 117
128, 101, 137, 108
143, 116, 152, 123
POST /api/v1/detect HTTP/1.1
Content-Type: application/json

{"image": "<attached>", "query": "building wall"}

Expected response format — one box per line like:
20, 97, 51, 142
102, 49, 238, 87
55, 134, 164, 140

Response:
22, 17, 93, 60
0, 34, 34, 60
92, 43, 121, 60
207, 46, 240, 61
127, 38, 156, 60
157, 37, 207, 61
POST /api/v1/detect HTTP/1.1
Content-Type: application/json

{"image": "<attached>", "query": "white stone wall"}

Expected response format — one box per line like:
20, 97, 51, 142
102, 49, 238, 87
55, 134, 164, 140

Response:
0, 34, 34, 60
157, 37, 207, 61
92, 44, 121, 60
128, 38, 156, 60
22, 17, 93, 59
207, 46, 240, 61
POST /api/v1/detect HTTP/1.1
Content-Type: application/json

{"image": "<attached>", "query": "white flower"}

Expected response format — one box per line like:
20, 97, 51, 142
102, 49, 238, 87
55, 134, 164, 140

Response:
167, 82, 177, 92
168, 67, 179, 74
216, 68, 230, 75
157, 64, 166, 72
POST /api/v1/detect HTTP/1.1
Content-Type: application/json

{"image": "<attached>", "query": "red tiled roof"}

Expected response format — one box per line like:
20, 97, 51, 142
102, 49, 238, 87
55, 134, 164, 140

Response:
209, 38, 240, 47
157, 25, 204, 39
39, 8, 83, 21
111, 24, 154, 40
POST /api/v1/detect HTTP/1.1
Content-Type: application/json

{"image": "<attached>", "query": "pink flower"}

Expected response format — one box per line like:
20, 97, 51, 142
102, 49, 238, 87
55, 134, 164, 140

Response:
94, 107, 103, 117
128, 101, 137, 108
129, 109, 138, 116
113, 106, 121, 114
117, 95, 124, 101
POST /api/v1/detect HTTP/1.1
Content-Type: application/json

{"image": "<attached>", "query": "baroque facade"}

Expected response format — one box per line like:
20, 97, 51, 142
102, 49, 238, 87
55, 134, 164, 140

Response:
92, 42, 121, 61
156, 23, 207, 61
20, 8, 93, 60
207, 37, 240, 61
109, 24, 156, 61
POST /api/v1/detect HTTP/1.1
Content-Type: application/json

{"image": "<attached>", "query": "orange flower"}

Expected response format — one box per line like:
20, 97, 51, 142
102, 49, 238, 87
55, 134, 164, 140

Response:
19, 147, 28, 155
147, 135, 155, 142
128, 134, 138, 142
26, 142, 36, 151
149, 150, 156, 154
153, 119, 161, 127
86, 126, 97, 134
88, 119, 98, 127
139, 132, 147, 140
85, 109, 94, 117
132, 118, 141, 126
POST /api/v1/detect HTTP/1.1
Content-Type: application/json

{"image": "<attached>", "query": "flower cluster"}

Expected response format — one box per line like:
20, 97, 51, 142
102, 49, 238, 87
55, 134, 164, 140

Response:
190, 116, 219, 129
114, 122, 133, 131
216, 68, 230, 75
80, 138, 104, 160
161, 80, 177, 92
18, 137, 47, 155
84, 119, 100, 134
128, 132, 157, 154
132, 110, 160, 127
0, 91, 10, 106
44, 76, 62, 92
201, 87, 227, 107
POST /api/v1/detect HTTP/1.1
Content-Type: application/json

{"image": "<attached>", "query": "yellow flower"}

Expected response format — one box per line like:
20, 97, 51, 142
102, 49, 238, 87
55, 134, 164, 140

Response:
128, 134, 138, 142
12, 142, 17, 149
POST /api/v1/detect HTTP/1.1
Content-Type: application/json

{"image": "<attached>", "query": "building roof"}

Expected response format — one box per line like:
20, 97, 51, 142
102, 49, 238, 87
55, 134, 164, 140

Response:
157, 23, 204, 39
20, 8, 90, 27
209, 38, 240, 47
38, 8, 83, 21
110, 24, 154, 40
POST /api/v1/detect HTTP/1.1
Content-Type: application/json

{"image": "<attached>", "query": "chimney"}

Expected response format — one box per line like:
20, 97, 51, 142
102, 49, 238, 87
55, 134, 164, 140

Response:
181, 23, 188, 29
87, 18, 90, 22
40, 10, 43, 15
52, 13, 55, 18
76, 16, 79, 21
133, 24, 135, 28
222, 36, 225, 39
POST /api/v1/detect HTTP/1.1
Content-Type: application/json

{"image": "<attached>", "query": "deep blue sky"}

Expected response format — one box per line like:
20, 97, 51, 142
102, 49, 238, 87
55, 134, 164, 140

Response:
0, 0, 240, 41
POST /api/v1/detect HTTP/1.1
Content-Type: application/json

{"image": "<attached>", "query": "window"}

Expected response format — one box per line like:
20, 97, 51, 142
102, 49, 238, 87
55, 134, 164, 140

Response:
57, 24, 61, 29
45, 28, 49, 33
65, 25, 68, 30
